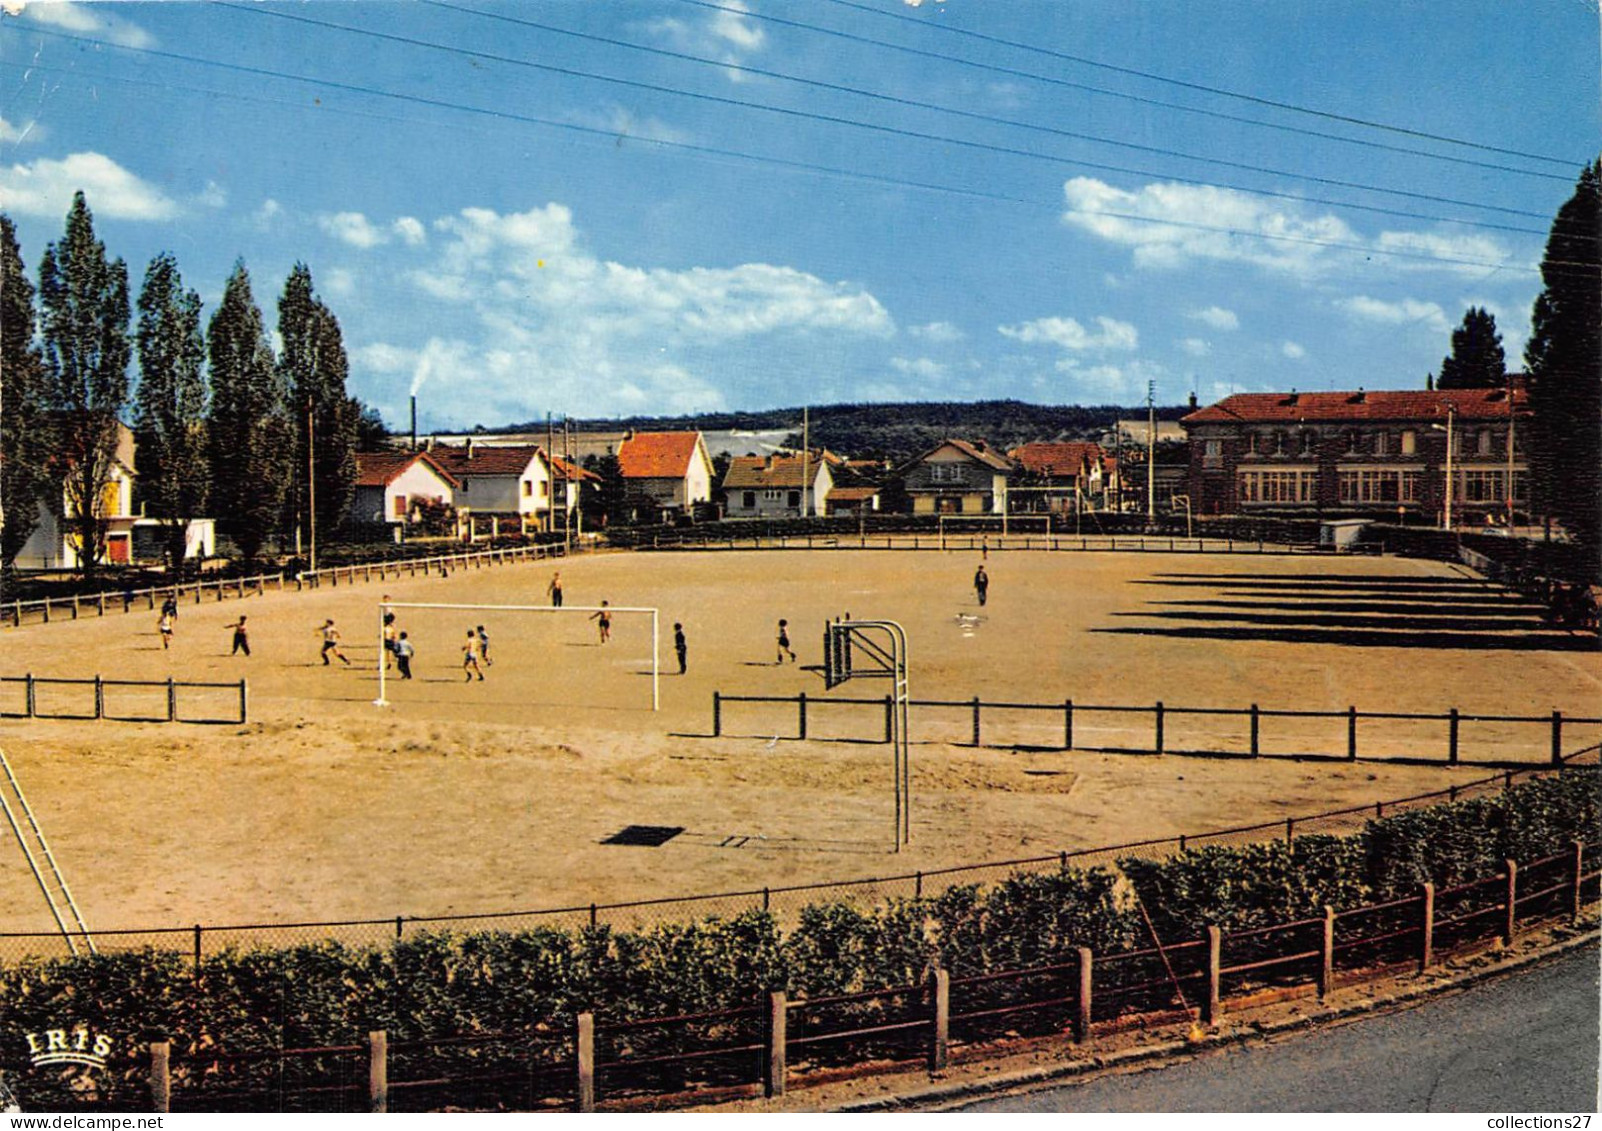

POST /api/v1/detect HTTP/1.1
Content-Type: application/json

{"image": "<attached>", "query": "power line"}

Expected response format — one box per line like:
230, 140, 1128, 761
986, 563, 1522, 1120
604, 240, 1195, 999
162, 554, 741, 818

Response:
217, 2, 1552, 232
800, 0, 1583, 169
425, 0, 1568, 186
11, 26, 1582, 277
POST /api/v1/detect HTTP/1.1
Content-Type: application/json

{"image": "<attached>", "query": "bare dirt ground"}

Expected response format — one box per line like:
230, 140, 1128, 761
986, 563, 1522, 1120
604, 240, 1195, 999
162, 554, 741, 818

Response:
1, 548, 1597, 940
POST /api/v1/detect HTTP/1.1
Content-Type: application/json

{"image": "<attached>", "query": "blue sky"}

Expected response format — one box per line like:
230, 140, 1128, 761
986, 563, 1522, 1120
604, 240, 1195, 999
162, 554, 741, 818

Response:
2, 0, 1596, 431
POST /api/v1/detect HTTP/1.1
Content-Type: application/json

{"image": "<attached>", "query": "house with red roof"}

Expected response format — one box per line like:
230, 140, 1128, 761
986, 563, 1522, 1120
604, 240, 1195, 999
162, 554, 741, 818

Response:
896, 439, 1015, 515
426, 441, 596, 536
616, 431, 714, 520
351, 450, 460, 530
1181, 386, 1529, 523
721, 450, 839, 518
1006, 441, 1111, 511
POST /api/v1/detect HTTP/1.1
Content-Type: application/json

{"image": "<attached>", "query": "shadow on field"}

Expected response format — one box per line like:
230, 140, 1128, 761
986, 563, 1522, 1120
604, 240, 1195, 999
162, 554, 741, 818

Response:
1112, 572, 1594, 651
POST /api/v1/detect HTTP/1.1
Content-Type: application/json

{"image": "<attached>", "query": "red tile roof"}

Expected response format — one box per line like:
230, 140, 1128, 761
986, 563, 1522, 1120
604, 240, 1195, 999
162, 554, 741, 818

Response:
549, 454, 599, 482
1007, 441, 1103, 476
826, 485, 881, 502
907, 438, 1014, 472
617, 431, 706, 480
428, 444, 542, 478
1184, 387, 1527, 426
722, 453, 824, 490
354, 450, 459, 488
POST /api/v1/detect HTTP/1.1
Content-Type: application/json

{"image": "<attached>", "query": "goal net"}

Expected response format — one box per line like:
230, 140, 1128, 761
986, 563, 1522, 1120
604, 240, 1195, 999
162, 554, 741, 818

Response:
373, 601, 659, 712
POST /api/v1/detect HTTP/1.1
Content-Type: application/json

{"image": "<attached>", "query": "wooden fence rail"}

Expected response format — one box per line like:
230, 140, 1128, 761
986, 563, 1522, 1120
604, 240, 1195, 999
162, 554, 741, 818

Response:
642, 533, 1320, 555
293, 542, 572, 591
4, 573, 286, 628
0, 674, 247, 724
710, 691, 1602, 769
139, 844, 1599, 1113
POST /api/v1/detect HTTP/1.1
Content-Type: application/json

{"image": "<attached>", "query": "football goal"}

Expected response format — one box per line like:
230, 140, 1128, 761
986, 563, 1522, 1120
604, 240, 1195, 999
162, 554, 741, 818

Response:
373, 601, 660, 711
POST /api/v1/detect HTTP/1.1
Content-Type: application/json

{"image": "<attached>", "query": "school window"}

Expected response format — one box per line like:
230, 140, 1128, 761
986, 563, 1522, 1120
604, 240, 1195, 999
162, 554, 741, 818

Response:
1401, 470, 1423, 502
1344, 430, 1361, 455
1240, 469, 1315, 503
1373, 431, 1389, 456
1202, 438, 1222, 466
1246, 432, 1260, 455
1477, 429, 1493, 456
1300, 431, 1316, 455
1272, 432, 1287, 456
1459, 470, 1501, 503
1401, 429, 1417, 455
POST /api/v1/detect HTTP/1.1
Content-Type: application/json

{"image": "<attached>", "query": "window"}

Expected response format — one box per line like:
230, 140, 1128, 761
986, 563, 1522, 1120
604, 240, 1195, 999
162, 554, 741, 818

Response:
763, 489, 784, 500
522, 480, 532, 497
1401, 470, 1422, 503
1301, 431, 1316, 455
787, 490, 801, 508
1202, 439, 1222, 466
1344, 430, 1361, 455
1401, 429, 1417, 455
1272, 431, 1287, 456
931, 463, 966, 484
1246, 432, 1260, 455
1339, 469, 1403, 503
1238, 469, 1316, 504
539, 481, 549, 499
1459, 470, 1501, 502
742, 491, 756, 508
1373, 431, 1389, 456
1477, 429, 1493, 456
393, 494, 407, 518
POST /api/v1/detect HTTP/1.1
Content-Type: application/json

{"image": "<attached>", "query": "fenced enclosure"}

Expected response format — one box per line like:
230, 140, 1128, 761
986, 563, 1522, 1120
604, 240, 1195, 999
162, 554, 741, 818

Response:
33, 843, 1600, 1114
0, 675, 247, 725
3, 572, 286, 628
710, 690, 1601, 769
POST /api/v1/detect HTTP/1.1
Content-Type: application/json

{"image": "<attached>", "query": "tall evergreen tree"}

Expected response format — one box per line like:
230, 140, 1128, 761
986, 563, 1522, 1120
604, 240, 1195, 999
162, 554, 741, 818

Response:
0, 214, 53, 583
1436, 307, 1507, 390
37, 192, 132, 579
277, 264, 357, 548
134, 252, 210, 577
207, 261, 288, 564
1525, 160, 1602, 574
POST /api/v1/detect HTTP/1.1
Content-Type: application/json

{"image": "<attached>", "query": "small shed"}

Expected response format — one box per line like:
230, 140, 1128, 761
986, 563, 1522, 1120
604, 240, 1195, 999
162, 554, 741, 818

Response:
1320, 518, 1370, 551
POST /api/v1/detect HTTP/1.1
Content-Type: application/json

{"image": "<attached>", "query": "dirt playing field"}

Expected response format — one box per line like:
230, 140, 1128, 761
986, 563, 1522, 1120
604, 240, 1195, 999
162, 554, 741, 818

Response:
1, 547, 1598, 943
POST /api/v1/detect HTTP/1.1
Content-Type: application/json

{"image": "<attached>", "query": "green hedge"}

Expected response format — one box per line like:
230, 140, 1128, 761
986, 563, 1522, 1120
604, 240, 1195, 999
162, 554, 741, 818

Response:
2, 770, 1594, 1107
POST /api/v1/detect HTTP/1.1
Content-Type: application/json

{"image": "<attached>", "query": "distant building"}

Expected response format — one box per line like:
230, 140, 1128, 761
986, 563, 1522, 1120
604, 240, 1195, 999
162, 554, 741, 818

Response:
616, 431, 715, 520
721, 451, 837, 518
896, 439, 1014, 515
351, 450, 460, 529
1181, 386, 1528, 521
1006, 441, 1109, 511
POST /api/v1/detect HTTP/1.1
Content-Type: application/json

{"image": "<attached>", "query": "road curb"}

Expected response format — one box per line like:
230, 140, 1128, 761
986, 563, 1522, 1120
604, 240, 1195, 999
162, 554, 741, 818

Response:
832, 928, 1599, 1112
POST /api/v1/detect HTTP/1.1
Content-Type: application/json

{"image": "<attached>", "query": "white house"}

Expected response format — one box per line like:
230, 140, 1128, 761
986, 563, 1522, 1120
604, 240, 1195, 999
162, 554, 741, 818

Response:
351, 450, 460, 528
616, 431, 714, 518
721, 451, 837, 518
15, 422, 139, 569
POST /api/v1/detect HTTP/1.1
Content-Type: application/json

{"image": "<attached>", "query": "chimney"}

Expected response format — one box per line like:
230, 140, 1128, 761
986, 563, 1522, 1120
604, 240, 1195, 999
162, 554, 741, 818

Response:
466, 438, 475, 460
1188, 391, 1198, 409
410, 395, 418, 451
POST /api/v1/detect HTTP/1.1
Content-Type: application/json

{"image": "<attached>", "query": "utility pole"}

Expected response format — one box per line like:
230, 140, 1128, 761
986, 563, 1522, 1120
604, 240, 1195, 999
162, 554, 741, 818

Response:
1505, 373, 1516, 528
1146, 380, 1156, 524
801, 406, 810, 518
307, 396, 317, 572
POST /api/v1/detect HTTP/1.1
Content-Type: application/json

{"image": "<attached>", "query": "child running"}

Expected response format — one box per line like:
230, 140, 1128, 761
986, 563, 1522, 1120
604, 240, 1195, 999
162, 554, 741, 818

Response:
590, 600, 612, 644
227, 616, 250, 656
548, 572, 564, 608
776, 619, 796, 664
462, 629, 485, 681
319, 620, 352, 665
394, 632, 415, 680
157, 610, 174, 650
476, 625, 493, 667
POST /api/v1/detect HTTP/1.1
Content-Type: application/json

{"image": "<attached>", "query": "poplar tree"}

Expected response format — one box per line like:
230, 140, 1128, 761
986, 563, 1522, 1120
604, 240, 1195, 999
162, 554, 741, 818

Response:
1436, 307, 1506, 390
207, 261, 288, 564
37, 192, 131, 579
278, 264, 357, 547
1525, 160, 1602, 571
134, 252, 209, 576
0, 214, 52, 583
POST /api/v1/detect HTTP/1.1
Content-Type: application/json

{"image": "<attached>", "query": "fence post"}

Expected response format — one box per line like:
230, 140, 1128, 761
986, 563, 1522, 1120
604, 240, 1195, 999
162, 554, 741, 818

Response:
576, 1012, 595, 1112
885, 695, 894, 744
1347, 706, 1358, 760
1203, 926, 1221, 1025
765, 991, 787, 1098
1419, 883, 1435, 972
193, 924, 203, 968
149, 1041, 170, 1114
167, 677, 177, 723
25, 673, 35, 718
97, 592, 105, 616
1154, 701, 1165, 754
1447, 708, 1460, 765
1064, 698, 1074, 750
1318, 906, 1335, 1000
1285, 818, 1294, 847
1551, 711, 1564, 764
1503, 859, 1518, 945
798, 691, 808, 741
1075, 947, 1093, 1043
971, 696, 982, 747
94, 676, 103, 720
713, 692, 722, 737
1573, 841, 1586, 924
929, 968, 949, 1071
238, 679, 248, 724
1250, 704, 1260, 756
368, 1031, 388, 1113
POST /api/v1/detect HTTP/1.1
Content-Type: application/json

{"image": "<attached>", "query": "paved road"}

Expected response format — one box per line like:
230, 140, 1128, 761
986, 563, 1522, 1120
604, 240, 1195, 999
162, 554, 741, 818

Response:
956, 946, 1600, 1113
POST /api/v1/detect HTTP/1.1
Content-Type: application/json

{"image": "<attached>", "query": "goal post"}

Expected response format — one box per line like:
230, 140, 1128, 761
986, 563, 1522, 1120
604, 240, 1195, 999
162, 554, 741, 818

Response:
373, 601, 659, 711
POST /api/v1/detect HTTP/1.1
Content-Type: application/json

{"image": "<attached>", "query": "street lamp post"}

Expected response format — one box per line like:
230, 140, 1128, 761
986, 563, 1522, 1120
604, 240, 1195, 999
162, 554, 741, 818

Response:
1431, 405, 1456, 531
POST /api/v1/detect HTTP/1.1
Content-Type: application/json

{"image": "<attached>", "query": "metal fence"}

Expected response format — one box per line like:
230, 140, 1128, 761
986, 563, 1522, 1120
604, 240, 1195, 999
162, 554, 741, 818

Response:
65, 845, 1600, 1113
711, 690, 1602, 769
0, 675, 247, 725
3, 755, 1591, 965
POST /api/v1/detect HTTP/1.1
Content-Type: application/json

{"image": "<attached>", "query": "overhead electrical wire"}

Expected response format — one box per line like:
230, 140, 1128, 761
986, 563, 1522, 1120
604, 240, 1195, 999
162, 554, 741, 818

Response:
10, 24, 1591, 277
214, 2, 1552, 232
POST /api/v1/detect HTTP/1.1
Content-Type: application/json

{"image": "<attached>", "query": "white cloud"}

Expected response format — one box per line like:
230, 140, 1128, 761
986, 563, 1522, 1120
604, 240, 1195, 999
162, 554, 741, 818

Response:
1052, 357, 1168, 401
1061, 178, 1512, 280
253, 198, 283, 229
320, 211, 388, 249
645, 0, 764, 78
392, 216, 426, 246
1179, 337, 1211, 357
323, 268, 356, 299
909, 321, 964, 343
708, 0, 764, 53
568, 104, 690, 146
1281, 341, 1306, 359
998, 315, 1138, 353
196, 180, 227, 209
363, 202, 895, 420
0, 116, 44, 145
20, 0, 154, 48
0, 151, 177, 220
1336, 295, 1452, 333
890, 356, 946, 379
1188, 305, 1239, 331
